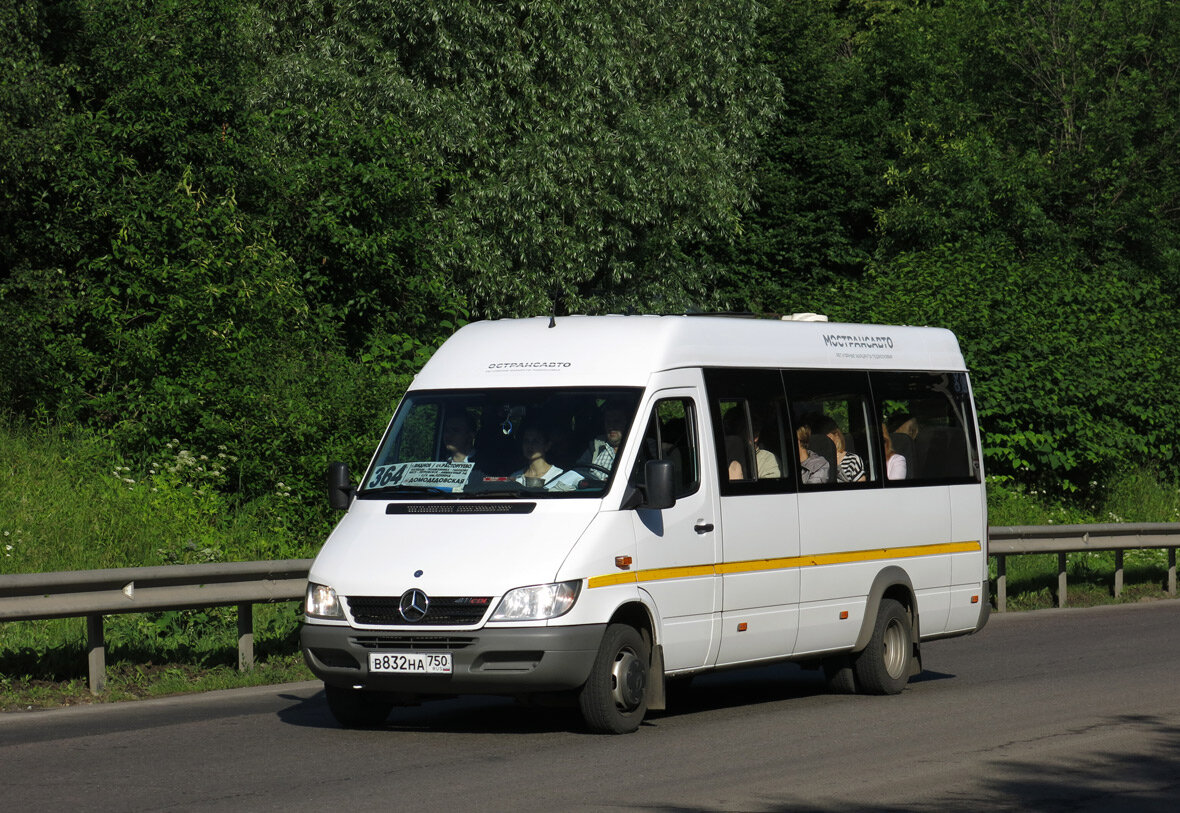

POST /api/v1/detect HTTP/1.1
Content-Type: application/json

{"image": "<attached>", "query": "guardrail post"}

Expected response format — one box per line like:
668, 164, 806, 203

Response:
86, 613, 106, 694
1113, 550, 1124, 597
995, 555, 1007, 612
237, 603, 254, 672
1057, 552, 1068, 608
1169, 548, 1177, 597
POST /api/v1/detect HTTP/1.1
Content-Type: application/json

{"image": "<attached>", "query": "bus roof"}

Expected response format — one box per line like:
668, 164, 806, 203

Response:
411, 315, 968, 390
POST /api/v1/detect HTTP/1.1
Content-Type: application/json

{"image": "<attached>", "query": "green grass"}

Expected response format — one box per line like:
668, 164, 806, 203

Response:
0, 422, 327, 574
986, 473, 1180, 610
0, 652, 315, 712
1, 422, 325, 710
986, 470, 1180, 526
0, 601, 311, 711
3, 424, 1179, 710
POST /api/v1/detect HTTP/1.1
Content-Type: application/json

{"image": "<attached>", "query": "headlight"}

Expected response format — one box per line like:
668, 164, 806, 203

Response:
491, 580, 581, 621
305, 582, 344, 619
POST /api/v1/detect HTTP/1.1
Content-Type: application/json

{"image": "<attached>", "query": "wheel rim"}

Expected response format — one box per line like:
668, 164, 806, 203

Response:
881, 617, 908, 679
610, 646, 646, 712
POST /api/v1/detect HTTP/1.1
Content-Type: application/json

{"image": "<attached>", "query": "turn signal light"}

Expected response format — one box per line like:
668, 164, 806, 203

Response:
839, 611, 849, 620
615, 556, 633, 570
971, 595, 980, 604
737, 622, 748, 632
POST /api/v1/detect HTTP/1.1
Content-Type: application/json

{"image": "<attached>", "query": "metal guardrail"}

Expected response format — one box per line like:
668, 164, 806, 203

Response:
0, 560, 312, 693
989, 523, 1179, 612
1, 523, 1178, 695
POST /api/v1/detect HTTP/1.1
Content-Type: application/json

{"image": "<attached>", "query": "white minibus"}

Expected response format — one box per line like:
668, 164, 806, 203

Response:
302, 315, 989, 733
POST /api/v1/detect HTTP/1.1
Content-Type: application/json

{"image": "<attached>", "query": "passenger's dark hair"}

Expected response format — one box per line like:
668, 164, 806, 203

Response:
810, 414, 838, 435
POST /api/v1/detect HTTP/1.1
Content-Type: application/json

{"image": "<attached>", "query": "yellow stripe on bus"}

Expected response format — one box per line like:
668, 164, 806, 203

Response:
587, 540, 981, 589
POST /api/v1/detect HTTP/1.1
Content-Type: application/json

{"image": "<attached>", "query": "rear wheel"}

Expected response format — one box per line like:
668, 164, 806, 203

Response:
325, 684, 394, 729
852, 598, 912, 695
578, 624, 650, 734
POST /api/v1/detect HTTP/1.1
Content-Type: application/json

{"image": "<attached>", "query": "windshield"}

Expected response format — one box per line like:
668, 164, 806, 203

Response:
359, 387, 643, 499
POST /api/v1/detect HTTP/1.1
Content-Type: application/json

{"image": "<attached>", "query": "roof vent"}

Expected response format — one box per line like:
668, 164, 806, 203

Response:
785, 312, 829, 322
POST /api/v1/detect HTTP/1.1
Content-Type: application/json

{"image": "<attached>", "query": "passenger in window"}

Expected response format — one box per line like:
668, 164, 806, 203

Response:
751, 418, 781, 478
883, 422, 907, 480
887, 413, 918, 477
833, 428, 866, 483
723, 410, 779, 480
511, 426, 565, 488
443, 414, 477, 463
890, 413, 920, 441
725, 435, 746, 480
813, 416, 865, 483
796, 425, 830, 484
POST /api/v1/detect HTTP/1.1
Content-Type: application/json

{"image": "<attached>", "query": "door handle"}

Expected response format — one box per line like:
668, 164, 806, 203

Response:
694, 522, 714, 534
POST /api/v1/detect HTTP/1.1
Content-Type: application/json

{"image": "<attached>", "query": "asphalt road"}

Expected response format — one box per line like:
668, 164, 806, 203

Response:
2, 600, 1178, 812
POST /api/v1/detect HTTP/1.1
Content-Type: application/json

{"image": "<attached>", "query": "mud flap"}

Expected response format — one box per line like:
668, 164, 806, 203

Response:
646, 644, 667, 711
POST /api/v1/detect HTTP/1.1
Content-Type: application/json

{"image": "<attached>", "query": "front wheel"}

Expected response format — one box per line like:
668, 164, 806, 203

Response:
578, 624, 650, 734
852, 598, 913, 695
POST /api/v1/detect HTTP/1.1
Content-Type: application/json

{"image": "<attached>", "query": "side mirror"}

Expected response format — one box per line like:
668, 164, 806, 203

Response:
642, 459, 676, 510
327, 461, 354, 510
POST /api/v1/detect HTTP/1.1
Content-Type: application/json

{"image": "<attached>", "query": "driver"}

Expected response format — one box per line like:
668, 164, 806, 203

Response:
577, 403, 630, 480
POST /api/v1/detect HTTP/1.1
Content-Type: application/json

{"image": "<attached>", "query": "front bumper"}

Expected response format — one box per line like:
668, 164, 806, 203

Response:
301, 622, 606, 695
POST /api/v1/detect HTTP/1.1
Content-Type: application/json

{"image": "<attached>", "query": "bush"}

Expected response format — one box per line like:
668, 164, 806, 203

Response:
837, 239, 1180, 494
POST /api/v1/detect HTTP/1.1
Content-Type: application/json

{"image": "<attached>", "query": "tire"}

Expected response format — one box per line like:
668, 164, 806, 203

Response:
822, 656, 858, 694
325, 684, 394, 729
852, 598, 912, 695
578, 624, 650, 734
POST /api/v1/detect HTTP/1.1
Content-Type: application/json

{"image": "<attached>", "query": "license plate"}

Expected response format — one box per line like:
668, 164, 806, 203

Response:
368, 652, 452, 674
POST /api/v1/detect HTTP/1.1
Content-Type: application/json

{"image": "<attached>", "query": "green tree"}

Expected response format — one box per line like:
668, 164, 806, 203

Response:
255, 0, 780, 318
715, 0, 893, 312
1, 0, 261, 414
873, 0, 1180, 272
0, 0, 421, 504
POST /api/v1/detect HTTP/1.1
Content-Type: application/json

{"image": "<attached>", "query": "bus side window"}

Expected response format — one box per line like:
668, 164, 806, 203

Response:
703, 369, 791, 495
784, 370, 878, 488
871, 371, 981, 485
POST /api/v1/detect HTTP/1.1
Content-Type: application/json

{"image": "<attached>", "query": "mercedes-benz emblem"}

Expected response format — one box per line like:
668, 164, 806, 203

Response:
398, 589, 430, 622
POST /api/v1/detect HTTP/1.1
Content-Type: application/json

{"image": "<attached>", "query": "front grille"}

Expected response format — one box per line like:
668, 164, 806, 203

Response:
351, 635, 478, 651
347, 595, 493, 626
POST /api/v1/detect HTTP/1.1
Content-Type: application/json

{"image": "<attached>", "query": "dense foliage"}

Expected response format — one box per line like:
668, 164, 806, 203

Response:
3, 0, 1179, 547
723, 0, 1180, 492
